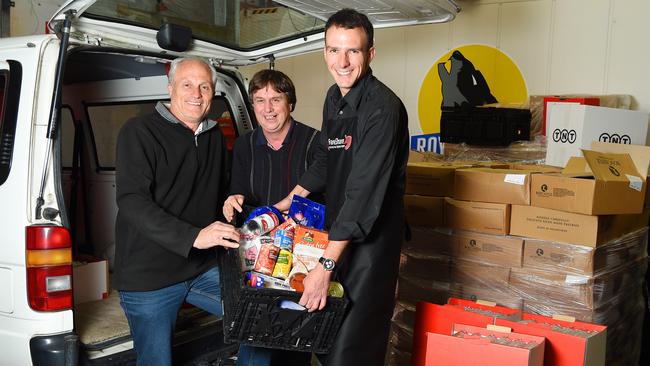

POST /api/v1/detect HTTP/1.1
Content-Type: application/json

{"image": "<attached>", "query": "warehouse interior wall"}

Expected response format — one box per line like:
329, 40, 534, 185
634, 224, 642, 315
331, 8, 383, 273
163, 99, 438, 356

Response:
239, 0, 650, 135
11, 0, 650, 134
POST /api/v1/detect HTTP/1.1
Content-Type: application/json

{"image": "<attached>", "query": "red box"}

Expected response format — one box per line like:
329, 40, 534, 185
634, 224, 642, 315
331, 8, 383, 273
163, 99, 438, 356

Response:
413, 299, 523, 366
542, 97, 600, 136
425, 324, 546, 366
495, 313, 607, 366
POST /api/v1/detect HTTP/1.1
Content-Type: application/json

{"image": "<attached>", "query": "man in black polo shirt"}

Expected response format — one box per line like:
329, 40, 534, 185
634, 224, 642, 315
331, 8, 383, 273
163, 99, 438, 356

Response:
276, 8, 409, 365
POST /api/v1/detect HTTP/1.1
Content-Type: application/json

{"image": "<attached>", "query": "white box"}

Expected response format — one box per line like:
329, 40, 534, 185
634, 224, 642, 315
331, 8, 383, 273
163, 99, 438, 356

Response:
73, 257, 109, 304
545, 104, 649, 167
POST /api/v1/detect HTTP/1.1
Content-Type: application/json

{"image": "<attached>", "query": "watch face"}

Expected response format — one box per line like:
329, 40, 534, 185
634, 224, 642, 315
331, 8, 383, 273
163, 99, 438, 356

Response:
323, 259, 335, 271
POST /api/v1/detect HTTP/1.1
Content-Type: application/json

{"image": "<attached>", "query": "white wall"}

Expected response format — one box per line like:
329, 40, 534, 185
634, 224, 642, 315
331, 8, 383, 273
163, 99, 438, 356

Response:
13, 0, 650, 135
239, 0, 650, 135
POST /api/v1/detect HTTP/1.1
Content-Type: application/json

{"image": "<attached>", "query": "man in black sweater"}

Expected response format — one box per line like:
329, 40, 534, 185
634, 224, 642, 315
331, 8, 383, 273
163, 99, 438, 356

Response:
114, 57, 240, 366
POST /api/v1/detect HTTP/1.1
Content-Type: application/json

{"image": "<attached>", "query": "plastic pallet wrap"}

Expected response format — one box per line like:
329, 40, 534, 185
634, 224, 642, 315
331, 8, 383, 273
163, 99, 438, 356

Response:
217, 248, 348, 353
509, 257, 647, 309
522, 227, 648, 276
404, 226, 455, 257
395, 274, 454, 305
389, 319, 414, 353
449, 282, 524, 310
399, 249, 451, 282
387, 345, 412, 366
443, 138, 546, 163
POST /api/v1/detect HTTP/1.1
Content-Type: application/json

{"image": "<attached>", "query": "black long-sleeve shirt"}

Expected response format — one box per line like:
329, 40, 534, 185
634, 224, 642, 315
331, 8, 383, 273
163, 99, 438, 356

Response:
114, 102, 229, 291
299, 70, 409, 242
229, 120, 319, 219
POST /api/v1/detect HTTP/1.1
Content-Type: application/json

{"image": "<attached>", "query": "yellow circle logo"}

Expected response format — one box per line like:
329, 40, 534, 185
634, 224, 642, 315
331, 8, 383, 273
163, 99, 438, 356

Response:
414, 45, 528, 151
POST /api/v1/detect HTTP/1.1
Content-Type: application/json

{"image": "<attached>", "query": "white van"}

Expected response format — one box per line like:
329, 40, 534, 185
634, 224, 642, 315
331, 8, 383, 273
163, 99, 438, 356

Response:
0, 1, 458, 364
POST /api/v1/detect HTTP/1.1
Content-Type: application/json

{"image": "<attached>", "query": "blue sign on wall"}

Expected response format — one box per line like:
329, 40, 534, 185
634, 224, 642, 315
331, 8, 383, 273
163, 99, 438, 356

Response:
411, 133, 442, 153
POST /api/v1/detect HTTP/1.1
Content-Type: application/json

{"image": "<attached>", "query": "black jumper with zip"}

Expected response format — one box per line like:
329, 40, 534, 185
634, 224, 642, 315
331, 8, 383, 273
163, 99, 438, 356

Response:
114, 102, 229, 292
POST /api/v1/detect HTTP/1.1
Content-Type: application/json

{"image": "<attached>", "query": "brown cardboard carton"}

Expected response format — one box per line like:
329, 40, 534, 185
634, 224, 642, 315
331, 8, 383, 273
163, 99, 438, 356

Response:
509, 258, 646, 309
454, 168, 532, 205
450, 259, 511, 288
450, 283, 523, 310
404, 195, 444, 228
400, 250, 451, 282
509, 204, 649, 247
444, 198, 510, 235
522, 227, 648, 276
531, 150, 646, 215
405, 227, 456, 256
510, 163, 563, 173
453, 230, 524, 267
590, 141, 650, 208
406, 162, 462, 197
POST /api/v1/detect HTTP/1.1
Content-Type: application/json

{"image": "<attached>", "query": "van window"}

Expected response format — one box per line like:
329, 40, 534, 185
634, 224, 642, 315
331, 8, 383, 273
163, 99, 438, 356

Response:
0, 60, 22, 186
84, 0, 325, 51
86, 98, 235, 170
60, 107, 75, 169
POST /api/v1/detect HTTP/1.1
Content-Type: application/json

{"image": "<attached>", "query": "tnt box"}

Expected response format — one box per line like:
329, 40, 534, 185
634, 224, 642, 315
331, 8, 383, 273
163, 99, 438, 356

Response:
542, 97, 600, 136
545, 104, 649, 167
73, 256, 108, 304
425, 324, 545, 366
531, 150, 647, 215
496, 313, 607, 366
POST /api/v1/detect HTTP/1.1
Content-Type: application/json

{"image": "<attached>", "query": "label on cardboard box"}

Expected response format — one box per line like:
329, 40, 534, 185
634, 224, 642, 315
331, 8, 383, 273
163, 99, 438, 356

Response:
565, 275, 589, 285
626, 174, 643, 191
504, 174, 526, 185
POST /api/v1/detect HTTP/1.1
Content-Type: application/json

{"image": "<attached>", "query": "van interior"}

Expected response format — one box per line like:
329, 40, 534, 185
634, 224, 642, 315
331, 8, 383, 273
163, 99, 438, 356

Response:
58, 48, 252, 364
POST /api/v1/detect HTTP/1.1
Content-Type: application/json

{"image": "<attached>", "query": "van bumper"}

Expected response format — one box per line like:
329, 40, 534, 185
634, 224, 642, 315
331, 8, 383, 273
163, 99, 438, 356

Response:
30, 332, 79, 366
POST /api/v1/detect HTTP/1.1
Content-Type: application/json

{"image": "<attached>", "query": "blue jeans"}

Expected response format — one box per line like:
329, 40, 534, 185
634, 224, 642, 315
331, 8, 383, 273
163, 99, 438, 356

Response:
119, 266, 222, 366
236, 345, 273, 366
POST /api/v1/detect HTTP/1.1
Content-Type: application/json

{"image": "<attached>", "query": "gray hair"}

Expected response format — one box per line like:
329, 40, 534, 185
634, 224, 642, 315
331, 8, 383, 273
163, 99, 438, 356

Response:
168, 57, 218, 87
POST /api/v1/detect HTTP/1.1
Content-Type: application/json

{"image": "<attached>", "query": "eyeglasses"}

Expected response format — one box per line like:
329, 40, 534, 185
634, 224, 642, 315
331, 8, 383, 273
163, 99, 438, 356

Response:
252, 96, 286, 106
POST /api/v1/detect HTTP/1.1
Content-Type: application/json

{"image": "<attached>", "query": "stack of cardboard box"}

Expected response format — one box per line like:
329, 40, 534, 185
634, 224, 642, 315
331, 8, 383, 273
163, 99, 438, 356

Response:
391, 145, 650, 366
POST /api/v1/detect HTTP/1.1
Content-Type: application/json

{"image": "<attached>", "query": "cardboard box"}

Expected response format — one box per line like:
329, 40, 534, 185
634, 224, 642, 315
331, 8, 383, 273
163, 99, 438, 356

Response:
73, 256, 109, 304
531, 150, 647, 215
447, 297, 522, 321
405, 227, 456, 256
454, 230, 524, 267
396, 274, 451, 305
590, 141, 650, 208
425, 324, 545, 366
510, 163, 563, 173
509, 259, 646, 309
454, 168, 532, 205
545, 103, 649, 167
404, 195, 445, 228
412, 301, 501, 366
400, 250, 451, 282
444, 198, 511, 235
542, 97, 600, 136
496, 313, 607, 366
522, 227, 648, 276
451, 259, 511, 288
406, 162, 464, 197
452, 283, 524, 310
509, 204, 649, 247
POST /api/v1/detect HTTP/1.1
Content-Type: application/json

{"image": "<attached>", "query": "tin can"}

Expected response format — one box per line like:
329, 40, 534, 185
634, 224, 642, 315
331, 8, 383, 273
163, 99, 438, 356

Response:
274, 228, 295, 251
272, 249, 293, 279
254, 236, 278, 275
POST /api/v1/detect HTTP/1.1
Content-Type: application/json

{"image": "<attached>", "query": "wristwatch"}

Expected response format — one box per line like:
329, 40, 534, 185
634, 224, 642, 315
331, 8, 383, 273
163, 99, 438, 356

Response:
318, 257, 336, 271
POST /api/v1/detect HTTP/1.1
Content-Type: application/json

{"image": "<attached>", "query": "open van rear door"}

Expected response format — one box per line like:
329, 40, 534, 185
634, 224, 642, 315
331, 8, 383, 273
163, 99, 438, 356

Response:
48, 0, 460, 66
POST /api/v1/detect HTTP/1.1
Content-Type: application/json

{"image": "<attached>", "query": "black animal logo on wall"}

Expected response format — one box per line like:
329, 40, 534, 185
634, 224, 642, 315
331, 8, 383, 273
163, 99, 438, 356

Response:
438, 50, 498, 108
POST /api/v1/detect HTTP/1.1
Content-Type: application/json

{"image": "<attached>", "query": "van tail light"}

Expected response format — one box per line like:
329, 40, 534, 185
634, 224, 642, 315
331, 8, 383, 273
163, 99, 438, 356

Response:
26, 226, 73, 311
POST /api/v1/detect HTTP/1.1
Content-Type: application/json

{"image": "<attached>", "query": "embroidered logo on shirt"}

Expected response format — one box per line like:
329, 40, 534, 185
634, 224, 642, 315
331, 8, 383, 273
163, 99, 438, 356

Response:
328, 135, 352, 150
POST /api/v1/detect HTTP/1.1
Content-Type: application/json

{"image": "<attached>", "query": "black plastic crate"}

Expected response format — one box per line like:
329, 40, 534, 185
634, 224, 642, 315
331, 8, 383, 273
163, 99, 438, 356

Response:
440, 107, 531, 146
217, 247, 348, 353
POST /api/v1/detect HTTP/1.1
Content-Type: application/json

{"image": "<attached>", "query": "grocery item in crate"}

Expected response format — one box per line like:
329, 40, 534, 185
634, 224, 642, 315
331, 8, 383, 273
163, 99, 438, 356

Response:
271, 218, 297, 251
291, 225, 329, 276
245, 271, 292, 291
239, 236, 261, 271
272, 249, 292, 279
245, 205, 285, 225
289, 195, 326, 230
253, 235, 279, 275
288, 272, 345, 298
241, 209, 282, 241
